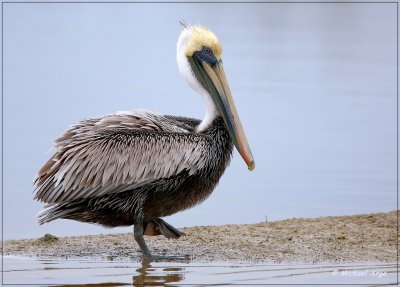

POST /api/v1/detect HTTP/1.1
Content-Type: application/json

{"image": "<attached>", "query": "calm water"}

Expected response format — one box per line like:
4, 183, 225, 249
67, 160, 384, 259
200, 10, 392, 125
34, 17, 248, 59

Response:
3, 3, 397, 240
2, 256, 398, 286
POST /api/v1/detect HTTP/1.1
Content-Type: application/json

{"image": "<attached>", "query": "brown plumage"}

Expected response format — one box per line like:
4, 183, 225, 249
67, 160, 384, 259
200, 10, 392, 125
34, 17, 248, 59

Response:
34, 24, 254, 260
35, 114, 232, 228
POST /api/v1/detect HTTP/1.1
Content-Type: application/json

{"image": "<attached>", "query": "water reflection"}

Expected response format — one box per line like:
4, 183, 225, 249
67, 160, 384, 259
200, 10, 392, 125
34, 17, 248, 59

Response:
132, 259, 185, 286
55, 283, 127, 287
3, 257, 397, 286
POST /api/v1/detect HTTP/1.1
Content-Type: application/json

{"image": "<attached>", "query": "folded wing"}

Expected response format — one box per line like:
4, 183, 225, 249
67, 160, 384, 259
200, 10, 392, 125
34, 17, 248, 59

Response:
34, 110, 208, 204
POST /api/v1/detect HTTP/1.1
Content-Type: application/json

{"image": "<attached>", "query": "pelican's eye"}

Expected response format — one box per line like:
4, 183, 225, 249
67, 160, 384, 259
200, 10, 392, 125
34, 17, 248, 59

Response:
193, 46, 218, 66
203, 46, 212, 54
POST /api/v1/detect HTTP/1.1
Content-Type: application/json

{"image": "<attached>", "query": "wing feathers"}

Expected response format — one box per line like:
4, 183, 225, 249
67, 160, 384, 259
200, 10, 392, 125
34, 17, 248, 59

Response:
34, 111, 207, 204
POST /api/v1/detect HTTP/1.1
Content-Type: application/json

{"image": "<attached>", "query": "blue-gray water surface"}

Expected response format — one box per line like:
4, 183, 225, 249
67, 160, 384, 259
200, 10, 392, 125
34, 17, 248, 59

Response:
3, 3, 397, 240
2, 256, 398, 286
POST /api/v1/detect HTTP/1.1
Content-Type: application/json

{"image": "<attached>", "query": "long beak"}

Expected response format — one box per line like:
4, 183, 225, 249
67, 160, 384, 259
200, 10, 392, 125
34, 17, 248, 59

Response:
189, 57, 255, 171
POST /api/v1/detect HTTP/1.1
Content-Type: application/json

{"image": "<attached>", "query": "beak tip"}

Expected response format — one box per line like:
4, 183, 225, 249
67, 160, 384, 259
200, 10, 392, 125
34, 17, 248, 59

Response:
248, 160, 255, 171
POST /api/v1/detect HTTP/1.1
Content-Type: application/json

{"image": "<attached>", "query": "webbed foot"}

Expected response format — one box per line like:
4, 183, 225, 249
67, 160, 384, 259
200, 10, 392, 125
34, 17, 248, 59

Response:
143, 253, 190, 262
134, 223, 190, 262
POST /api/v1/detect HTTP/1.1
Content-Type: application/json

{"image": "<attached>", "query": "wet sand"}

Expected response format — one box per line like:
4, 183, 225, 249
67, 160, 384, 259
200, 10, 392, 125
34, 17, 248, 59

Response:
2, 211, 398, 263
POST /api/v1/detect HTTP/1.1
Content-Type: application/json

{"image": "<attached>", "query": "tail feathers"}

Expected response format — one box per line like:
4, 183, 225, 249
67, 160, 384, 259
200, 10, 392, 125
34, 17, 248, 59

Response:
143, 218, 185, 239
37, 204, 80, 225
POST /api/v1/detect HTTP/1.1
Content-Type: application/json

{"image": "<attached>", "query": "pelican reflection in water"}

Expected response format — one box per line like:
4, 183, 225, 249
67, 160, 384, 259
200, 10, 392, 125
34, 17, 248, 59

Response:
34, 23, 255, 261
133, 260, 184, 286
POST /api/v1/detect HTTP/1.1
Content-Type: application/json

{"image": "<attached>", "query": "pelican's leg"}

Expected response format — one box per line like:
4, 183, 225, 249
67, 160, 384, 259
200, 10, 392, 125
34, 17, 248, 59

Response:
134, 224, 152, 258
133, 223, 190, 261
153, 218, 186, 238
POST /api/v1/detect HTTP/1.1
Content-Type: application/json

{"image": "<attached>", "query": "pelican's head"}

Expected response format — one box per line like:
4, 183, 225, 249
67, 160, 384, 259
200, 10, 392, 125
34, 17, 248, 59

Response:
177, 24, 255, 171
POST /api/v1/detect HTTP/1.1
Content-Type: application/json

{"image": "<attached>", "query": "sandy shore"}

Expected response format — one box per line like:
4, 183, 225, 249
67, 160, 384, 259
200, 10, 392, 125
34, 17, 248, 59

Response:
2, 211, 398, 263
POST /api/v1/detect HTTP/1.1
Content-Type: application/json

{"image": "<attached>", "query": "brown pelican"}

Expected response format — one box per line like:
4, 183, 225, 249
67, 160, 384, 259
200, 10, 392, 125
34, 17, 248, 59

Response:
34, 24, 255, 260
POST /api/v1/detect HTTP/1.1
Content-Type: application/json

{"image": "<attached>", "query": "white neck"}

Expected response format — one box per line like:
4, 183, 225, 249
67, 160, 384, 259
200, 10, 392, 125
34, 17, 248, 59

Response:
176, 28, 218, 132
